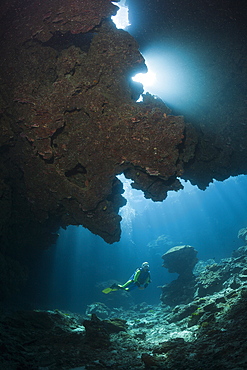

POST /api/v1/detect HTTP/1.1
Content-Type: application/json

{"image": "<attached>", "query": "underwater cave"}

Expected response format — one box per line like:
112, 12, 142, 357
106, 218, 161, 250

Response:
0, 0, 247, 368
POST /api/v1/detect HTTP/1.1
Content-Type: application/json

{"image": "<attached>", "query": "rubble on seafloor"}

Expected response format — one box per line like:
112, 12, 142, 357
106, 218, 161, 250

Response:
1, 244, 247, 369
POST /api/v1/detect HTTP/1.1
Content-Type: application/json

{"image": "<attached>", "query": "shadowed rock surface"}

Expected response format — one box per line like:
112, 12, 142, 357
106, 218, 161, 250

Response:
162, 245, 198, 277
0, 0, 193, 250
161, 245, 198, 306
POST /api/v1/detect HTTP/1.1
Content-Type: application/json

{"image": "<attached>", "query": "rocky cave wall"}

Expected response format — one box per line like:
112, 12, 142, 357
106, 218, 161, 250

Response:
0, 0, 247, 299
127, 0, 247, 188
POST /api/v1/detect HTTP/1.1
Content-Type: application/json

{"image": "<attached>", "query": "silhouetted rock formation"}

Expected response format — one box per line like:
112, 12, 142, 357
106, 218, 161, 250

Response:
162, 245, 198, 277
161, 245, 198, 306
238, 226, 247, 245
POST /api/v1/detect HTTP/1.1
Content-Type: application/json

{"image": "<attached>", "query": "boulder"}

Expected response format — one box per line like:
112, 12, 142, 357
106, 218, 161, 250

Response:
238, 227, 247, 245
162, 245, 198, 277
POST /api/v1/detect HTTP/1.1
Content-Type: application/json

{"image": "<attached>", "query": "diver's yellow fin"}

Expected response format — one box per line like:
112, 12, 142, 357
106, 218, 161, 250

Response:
102, 287, 118, 294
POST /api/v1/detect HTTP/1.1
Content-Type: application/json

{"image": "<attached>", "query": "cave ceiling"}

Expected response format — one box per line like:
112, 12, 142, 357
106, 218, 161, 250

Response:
0, 0, 247, 246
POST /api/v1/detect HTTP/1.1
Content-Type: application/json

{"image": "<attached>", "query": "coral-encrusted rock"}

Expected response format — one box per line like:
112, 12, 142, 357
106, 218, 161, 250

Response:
160, 274, 197, 306
238, 227, 247, 245
1, 14, 189, 244
161, 245, 198, 306
4, 0, 118, 45
83, 313, 110, 348
86, 302, 111, 319
195, 263, 230, 297
83, 313, 127, 348
162, 245, 198, 277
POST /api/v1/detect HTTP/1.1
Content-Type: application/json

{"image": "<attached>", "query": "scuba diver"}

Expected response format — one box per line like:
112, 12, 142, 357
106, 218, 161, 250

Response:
102, 262, 151, 294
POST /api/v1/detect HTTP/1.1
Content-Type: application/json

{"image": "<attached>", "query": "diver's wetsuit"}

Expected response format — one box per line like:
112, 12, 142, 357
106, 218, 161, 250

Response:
119, 267, 151, 291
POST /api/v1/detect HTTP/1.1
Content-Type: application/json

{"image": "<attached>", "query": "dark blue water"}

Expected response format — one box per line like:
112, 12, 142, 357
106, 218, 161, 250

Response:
25, 175, 247, 313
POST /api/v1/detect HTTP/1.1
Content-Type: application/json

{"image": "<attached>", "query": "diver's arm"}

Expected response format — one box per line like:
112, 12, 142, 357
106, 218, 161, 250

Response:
143, 274, 151, 288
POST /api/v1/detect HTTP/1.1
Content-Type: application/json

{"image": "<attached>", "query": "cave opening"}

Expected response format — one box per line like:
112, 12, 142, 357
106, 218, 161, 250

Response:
111, 0, 131, 30
20, 173, 247, 314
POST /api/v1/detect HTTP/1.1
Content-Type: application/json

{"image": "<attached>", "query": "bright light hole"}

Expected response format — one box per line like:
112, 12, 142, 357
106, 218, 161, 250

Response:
131, 45, 204, 108
132, 70, 157, 87
112, 1, 131, 29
